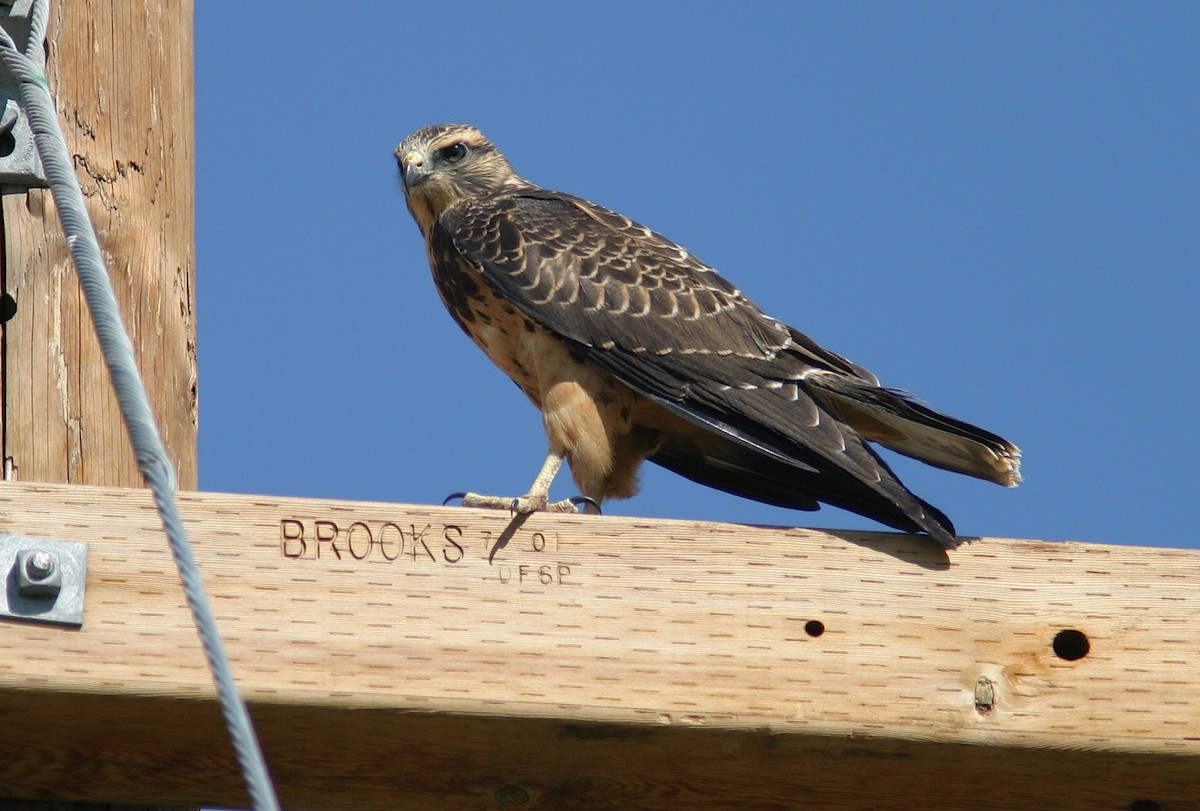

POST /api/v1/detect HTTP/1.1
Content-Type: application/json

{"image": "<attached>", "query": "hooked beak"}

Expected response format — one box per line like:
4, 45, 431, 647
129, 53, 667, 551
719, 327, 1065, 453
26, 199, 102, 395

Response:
399, 149, 429, 191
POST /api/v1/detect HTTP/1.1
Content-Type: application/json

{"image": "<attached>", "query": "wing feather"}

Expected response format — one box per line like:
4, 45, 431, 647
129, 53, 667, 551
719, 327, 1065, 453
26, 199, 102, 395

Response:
438, 189, 956, 544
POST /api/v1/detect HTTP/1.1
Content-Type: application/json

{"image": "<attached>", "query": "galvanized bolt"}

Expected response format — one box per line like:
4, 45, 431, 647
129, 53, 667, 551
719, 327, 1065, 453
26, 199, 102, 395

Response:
16, 548, 63, 599
24, 549, 57, 580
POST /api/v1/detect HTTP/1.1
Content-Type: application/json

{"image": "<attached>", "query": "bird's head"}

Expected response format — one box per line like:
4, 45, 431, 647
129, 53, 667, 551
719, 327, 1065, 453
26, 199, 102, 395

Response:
396, 124, 527, 233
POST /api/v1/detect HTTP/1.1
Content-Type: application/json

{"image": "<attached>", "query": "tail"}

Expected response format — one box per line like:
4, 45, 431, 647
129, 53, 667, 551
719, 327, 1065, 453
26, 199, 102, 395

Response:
805, 371, 1022, 487
648, 421, 963, 549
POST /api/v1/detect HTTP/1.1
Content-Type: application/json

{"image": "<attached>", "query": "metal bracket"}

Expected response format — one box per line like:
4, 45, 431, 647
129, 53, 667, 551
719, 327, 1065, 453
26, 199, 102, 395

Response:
0, 533, 88, 626
0, 0, 47, 187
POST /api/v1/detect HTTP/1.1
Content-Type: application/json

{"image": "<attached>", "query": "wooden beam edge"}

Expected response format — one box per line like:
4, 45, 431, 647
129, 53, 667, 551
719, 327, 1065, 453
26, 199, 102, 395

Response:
0, 481, 1197, 808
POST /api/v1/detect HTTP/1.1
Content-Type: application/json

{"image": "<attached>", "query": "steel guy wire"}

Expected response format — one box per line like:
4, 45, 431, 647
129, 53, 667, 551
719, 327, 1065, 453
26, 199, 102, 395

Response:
0, 7, 280, 810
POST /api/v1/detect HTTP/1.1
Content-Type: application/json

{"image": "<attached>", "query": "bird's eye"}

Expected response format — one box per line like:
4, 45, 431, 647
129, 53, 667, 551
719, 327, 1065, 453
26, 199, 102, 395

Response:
439, 142, 468, 163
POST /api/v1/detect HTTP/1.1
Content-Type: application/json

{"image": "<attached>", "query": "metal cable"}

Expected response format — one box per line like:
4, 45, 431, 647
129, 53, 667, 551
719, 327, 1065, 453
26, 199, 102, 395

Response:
0, 8, 280, 810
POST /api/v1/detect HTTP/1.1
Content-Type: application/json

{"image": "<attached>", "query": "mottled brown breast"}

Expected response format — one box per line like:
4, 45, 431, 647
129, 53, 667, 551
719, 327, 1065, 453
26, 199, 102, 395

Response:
427, 234, 548, 403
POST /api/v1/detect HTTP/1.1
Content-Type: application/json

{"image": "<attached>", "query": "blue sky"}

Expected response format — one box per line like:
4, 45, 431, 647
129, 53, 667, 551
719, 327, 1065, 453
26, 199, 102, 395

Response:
195, 3, 1199, 549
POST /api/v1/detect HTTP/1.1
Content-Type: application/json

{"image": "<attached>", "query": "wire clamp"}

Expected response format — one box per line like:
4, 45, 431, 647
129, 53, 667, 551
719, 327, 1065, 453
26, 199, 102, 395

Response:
0, 0, 46, 186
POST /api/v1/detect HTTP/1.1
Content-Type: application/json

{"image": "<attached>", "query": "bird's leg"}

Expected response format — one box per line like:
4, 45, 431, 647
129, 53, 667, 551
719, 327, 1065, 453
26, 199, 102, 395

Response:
457, 449, 589, 514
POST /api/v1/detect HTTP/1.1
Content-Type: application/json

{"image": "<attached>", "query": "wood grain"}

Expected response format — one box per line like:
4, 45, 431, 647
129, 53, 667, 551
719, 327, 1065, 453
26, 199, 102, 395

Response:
0, 4, 195, 809
0, 481, 1196, 809
0, 0, 197, 490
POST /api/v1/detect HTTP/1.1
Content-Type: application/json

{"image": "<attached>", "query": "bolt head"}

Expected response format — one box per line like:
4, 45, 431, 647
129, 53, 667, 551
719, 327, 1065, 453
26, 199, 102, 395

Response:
25, 550, 57, 580
15, 548, 63, 600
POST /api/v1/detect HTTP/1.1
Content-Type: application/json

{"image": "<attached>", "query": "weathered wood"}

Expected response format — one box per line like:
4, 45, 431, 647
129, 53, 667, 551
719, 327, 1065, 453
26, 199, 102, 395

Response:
0, 0, 197, 490
0, 481, 1195, 809
0, 3, 196, 809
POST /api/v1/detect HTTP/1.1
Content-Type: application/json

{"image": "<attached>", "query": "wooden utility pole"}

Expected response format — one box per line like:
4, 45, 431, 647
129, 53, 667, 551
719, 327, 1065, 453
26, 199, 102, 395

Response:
1, 0, 197, 490
0, 2, 196, 809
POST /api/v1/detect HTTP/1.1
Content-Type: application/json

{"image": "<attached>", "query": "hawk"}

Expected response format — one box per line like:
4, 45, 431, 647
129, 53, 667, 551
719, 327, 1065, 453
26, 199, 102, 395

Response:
396, 124, 1020, 548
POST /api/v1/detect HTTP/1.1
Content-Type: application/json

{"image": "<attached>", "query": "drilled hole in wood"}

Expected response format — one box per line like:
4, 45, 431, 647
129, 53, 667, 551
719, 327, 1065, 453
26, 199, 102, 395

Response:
1129, 801, 1162, 811
1052, 628, 1090, 661
804, 620, 825, 637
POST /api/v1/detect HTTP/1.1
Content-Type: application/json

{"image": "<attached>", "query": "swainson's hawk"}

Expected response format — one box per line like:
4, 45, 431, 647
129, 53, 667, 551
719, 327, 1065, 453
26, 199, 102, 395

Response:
396, 124, 1020, 548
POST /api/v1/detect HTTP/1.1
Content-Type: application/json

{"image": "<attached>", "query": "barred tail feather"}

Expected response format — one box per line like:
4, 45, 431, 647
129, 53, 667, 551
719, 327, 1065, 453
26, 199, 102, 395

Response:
806, 372, 1022, 487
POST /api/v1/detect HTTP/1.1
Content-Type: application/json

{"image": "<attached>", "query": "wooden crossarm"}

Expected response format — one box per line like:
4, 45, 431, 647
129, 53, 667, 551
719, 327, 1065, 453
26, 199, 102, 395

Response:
0, 481, 1195, 809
